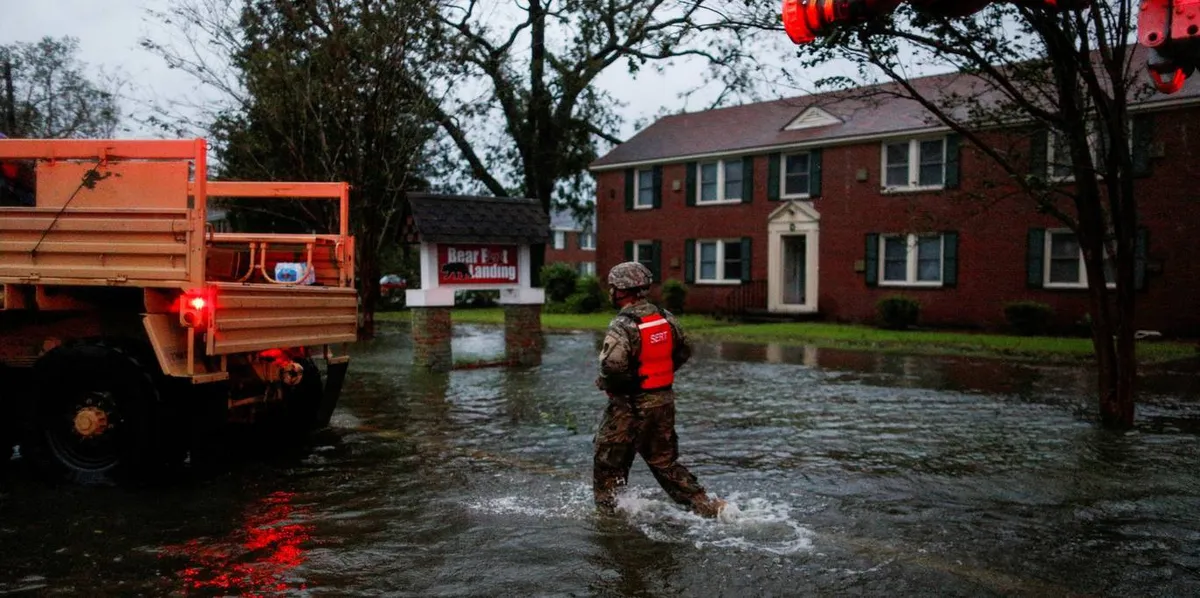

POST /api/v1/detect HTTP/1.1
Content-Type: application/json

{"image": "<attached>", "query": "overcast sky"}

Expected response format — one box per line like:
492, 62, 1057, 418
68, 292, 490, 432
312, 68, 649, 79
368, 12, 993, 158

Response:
0, 1, 841, 140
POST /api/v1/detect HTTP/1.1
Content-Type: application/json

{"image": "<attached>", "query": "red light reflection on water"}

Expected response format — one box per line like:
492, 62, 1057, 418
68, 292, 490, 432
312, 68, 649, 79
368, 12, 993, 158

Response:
160, 490, 313, 596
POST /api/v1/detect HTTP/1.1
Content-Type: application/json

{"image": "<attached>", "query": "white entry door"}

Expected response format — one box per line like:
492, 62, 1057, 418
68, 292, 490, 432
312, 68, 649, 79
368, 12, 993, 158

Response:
782, 235, 806, 306
767, 201, 819, 314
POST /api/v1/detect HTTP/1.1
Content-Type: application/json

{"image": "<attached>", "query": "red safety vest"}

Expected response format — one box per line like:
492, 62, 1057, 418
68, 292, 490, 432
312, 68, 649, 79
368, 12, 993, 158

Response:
635, 311, 675, 391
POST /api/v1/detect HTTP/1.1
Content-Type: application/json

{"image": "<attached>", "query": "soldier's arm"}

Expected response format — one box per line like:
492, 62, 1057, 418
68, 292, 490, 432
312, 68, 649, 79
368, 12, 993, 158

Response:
662, 309, 692, 370
597, 322, 639, 392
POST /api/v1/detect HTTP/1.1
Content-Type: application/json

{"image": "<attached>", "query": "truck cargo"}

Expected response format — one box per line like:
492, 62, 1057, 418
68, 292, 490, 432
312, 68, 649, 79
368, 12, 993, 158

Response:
0, 137, 357, 484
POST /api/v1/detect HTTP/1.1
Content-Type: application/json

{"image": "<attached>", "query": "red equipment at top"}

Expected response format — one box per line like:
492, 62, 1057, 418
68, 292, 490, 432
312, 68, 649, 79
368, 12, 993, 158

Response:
781, 0, 1198, 94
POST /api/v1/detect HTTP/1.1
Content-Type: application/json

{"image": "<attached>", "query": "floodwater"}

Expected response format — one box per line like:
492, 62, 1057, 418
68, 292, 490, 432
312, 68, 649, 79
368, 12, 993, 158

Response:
2, 321, 1199, 597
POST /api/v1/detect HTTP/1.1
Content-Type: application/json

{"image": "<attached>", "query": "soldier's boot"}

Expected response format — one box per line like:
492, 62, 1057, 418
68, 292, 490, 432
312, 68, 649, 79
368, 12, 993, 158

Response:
690, 494, 727, 519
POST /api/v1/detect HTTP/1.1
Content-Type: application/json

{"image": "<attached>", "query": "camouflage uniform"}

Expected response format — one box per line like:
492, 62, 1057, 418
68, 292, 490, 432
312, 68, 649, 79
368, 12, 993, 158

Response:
593, 262, 722, 517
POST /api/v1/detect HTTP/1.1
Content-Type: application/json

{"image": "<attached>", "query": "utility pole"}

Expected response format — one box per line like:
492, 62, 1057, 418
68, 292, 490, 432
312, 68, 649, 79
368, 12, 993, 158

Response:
3, 60, 15, 135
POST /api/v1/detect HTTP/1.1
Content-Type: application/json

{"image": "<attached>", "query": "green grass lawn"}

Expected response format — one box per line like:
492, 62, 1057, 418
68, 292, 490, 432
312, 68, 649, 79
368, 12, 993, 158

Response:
376, 308, 1198, 365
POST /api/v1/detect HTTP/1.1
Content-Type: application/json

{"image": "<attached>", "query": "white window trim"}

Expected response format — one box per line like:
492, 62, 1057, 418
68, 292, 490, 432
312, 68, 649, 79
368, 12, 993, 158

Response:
780, 151, 813, 200
580, 232, 596, 251
696, 159, 744, 205
552, 230, 566, 250
1043, 228, 1116, 290
695, 238, 744, 285
1046, 120, 1129, 183
632, 240, 654, 266
878, 233, 945, 287
634, 168, 655, 210
880, 137, 947, 193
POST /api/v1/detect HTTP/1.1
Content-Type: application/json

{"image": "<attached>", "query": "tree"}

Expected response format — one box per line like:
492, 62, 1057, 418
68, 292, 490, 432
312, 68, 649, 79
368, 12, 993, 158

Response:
427, 0, 764, 269
0, 36, 121, 138
736, 0, 1154, 429
142, 0, 450, 339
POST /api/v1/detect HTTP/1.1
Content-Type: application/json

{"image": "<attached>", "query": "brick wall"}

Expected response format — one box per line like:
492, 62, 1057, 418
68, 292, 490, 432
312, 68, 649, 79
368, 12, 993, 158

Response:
411, 307, 452, 371
504, 304, 544, 366
596, 106, 1200, 336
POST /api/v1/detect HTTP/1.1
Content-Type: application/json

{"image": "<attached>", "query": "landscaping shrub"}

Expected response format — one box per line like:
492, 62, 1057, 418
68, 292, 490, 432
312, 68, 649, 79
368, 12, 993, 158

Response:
1003, 300, 1055, 336
565, 275, 607, 313
540, 262, 578, 303
455, 290, 498, 308
662, 279, 688, 314
876, 295, 920, 330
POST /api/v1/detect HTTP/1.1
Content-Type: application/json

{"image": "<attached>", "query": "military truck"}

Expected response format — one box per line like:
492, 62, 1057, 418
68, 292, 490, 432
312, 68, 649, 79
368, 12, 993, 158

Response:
0, 138, 358, 484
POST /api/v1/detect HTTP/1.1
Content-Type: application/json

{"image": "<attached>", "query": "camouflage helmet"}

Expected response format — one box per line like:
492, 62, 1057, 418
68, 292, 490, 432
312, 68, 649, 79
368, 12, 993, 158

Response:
607, 261, 653, 290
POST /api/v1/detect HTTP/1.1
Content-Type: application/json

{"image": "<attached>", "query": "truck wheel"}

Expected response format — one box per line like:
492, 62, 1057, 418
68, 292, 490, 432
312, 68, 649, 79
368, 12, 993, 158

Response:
284, 357, 325, 434
25, 342, 168, 485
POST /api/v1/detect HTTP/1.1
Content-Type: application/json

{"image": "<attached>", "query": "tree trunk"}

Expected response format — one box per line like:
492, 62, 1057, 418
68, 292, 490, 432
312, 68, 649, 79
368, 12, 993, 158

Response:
357, 225, 381, 340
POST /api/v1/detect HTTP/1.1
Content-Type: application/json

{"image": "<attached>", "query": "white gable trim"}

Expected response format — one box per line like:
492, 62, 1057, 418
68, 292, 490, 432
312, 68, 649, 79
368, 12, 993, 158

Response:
784, 106, 842, 131
768, 200, 821, 224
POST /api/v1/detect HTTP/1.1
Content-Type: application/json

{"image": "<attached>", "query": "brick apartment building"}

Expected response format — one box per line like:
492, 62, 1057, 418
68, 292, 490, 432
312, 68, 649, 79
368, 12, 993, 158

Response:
546, 208, 597, 276
588, 48, 1200, 335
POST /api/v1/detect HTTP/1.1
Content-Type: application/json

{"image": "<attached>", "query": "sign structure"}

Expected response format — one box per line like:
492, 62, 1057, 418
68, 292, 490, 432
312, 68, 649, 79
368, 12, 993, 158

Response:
437, 243, 520, 285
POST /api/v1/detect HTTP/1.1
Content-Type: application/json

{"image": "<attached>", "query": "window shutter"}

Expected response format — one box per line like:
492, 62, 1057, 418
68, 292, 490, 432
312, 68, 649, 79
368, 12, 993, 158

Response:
624, 240, 633, 262
624, 168, 634, 211
865, 233, 879, 287
767, 153, 781, 200
1029, 129, 1048, 182
576, 231, 583, 250
945, 134, 961, 189
1132, 114, 1154, 178
685, 162, 697, 206
809, 148, 823, 197
742, 156, 754, 203
684, 239, 696, 284
652, 165, 664, 208
651, 240, 662, 282
740, 237, 752, 283
1135, 227, 1148, 291
1027, 228, 1045, 288
942, 231, 958, 288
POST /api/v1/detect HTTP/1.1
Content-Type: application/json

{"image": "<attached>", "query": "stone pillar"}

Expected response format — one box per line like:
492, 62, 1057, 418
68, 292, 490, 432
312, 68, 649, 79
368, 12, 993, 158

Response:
504, 303, 544, 367
412, 307, 452, 372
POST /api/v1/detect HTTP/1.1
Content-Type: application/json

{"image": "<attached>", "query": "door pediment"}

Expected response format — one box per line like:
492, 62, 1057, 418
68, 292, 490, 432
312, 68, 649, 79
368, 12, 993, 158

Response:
768, 200, 820, 225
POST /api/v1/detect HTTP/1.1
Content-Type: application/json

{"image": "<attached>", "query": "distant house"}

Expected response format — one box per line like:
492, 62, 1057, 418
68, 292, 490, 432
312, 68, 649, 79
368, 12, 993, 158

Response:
546, 208, 597, 277
588, 44, 1200, 335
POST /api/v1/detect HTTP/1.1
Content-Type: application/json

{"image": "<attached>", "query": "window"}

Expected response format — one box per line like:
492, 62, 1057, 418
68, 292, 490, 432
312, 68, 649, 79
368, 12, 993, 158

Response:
1044, 230, 1115, 288
579, 232, 595, 251
879, 233, 944, 286
577, 262, 596, 277
697, 159, 743, 203
783, 152, 811, 197
696, 239, 744, 283
882, 138, 946, 190
632, 241, 655, 271
1047, 121, 1112, 182
635, 169, 655, 208
552, 230, 566, 250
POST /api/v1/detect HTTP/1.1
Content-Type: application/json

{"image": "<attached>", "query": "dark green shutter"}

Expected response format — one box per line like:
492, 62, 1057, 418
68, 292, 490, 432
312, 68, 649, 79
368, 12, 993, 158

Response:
624, 240, 633, 262
945, 134, 961, 189
740, 237, 752, 283
1132, 114, 1154, 178
865, 233, 879, 287
742, 156, 754, 203
684, 239, 696, 283
652, 165, 664, 208
651, 240, 662, 282
624, 168, 634, 211
767, 153, 781, 200
685, 162, 697, 206
1135, 227, 1148, 291
809, 148, 822, 197
1027, 228, 1045, 288
1029, 129, 1048, 182
943, 231, 958, 288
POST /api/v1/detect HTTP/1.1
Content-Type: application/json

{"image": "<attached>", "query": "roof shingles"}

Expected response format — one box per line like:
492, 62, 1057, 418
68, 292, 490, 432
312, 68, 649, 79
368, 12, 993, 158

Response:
406, 193, 550, 245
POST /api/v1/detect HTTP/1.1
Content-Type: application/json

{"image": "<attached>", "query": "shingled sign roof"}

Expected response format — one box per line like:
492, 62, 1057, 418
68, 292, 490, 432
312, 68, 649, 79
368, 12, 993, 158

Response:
590, 44, 1200, 171
405, 193, 550, 245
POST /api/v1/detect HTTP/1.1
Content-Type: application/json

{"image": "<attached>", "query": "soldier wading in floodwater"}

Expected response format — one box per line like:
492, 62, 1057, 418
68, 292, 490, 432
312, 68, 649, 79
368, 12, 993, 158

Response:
593, 261, 725, 518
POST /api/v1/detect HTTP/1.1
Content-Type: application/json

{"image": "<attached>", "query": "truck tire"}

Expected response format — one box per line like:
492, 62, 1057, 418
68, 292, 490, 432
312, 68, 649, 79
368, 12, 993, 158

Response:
283, 357, 326, 435
25, 341, 175, 485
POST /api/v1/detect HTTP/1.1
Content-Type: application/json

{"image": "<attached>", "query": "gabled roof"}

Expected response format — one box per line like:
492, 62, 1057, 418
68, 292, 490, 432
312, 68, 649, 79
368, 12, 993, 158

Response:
405, 193, 550, 245
590, 44, 1200, 171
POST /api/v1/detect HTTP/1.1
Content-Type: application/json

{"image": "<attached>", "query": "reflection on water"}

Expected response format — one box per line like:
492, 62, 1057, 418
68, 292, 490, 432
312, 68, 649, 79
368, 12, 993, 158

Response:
1, 321, 1198, 597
